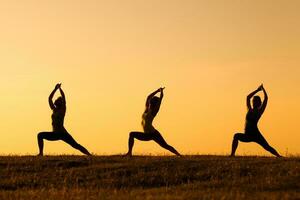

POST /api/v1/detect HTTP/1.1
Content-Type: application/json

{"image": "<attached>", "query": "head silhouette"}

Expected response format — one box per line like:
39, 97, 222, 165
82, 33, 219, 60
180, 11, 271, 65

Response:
150, 96, 160, 110
253, 96, 262, 109
54, 97, 64, 109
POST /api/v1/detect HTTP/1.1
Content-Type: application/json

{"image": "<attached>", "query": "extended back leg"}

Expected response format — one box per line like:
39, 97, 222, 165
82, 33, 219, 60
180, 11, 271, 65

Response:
257, 136, 281, 157
153, 131, 181, 156
62, 133, 91, 156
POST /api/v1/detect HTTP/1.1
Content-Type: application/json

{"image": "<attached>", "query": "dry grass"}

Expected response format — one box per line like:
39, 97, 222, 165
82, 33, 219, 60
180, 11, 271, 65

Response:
0, 155, 299, 199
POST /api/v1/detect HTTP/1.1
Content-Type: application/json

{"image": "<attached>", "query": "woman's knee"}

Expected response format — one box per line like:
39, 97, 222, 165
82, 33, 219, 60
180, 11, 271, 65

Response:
129, 132, 138, 139
129, 132, 134, 138
67, 140, 81, 149
37, 132, 45, 140
163, 143, 172, 149
161, 143, 175, 151
62, 136, 80, 148
73, 143, 82, 149
233, 133, 241, 140
155, 139, 170, 149
261, 143, 273, 151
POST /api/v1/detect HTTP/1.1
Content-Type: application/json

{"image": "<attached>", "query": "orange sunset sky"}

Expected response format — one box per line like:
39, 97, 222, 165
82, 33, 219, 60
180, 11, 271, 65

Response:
0, 0, 299, 155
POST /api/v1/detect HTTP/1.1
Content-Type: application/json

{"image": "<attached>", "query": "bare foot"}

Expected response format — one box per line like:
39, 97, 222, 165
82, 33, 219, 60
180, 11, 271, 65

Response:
123, 153, 132, 157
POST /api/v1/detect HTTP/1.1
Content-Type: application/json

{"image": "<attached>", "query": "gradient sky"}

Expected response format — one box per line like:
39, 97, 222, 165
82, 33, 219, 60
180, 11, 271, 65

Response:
0, 0, 299, 155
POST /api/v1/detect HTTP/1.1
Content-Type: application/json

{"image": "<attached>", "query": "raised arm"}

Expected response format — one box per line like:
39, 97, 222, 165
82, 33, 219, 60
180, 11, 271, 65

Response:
260, 85, 268, 114
48, 84, 61, 110
247, 86, 262, 110
153, 87, 165, 113
59, 87, 66, 104
159, 87, 165, 100
146, 88, 161, 107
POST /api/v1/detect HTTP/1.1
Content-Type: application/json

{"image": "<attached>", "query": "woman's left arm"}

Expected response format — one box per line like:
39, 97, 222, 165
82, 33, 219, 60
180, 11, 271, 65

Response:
159, 87, 165, 100
59, 87, 66, 104
260, 85, 268, 114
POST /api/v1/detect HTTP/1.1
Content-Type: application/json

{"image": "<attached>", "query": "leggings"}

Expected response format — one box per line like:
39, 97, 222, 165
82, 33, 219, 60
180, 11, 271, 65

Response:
127, 130, 181, 156
37, 129, 90, 155
232, 131, 280, 157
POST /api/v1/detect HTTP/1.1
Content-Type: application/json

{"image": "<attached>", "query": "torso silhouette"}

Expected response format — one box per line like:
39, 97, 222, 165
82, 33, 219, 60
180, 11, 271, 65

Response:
52, 107, 66, 131
142, 110, 156, 133
245, 108, 261, 134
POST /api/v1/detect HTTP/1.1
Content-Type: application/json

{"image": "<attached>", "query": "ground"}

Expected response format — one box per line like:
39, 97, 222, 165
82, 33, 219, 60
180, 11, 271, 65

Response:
0, 155, 299, 200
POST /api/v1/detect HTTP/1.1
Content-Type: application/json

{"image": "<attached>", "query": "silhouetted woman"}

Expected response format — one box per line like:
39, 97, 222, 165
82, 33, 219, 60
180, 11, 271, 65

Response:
231, 84, 281, 157
126, 87, 181, 156
37, 83, 91, 156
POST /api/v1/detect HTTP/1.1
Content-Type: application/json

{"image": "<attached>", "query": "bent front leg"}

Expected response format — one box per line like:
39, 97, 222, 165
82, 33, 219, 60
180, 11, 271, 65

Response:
231, 133, 252, 156
37, 132, 61, 156
126, 131, 152, 156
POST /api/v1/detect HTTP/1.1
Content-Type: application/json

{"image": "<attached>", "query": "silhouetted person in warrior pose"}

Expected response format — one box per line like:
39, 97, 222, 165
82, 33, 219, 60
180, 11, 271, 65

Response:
37, 83, 91, 156
231, 84, 281, 157
126, 87, 181, 156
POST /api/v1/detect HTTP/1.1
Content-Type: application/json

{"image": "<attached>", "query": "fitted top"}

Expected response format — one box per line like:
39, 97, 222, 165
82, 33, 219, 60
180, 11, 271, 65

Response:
141, 110, 156, 133
245, 109, 261, 132
52, 108, 65, 131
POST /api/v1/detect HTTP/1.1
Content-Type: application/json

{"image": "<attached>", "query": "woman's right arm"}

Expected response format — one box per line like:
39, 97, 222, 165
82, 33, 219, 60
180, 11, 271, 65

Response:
48, 84, 60, 110
246, 85, 262, 110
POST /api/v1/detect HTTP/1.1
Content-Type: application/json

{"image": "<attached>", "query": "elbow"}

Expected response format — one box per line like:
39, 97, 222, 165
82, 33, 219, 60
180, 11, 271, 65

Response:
264, 97, 268, 105
49, 94, 53, 100
264, 94, 268, 100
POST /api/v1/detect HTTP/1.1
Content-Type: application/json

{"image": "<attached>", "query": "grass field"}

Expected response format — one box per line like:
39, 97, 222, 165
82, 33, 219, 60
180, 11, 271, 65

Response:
0, 155, 299, 200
